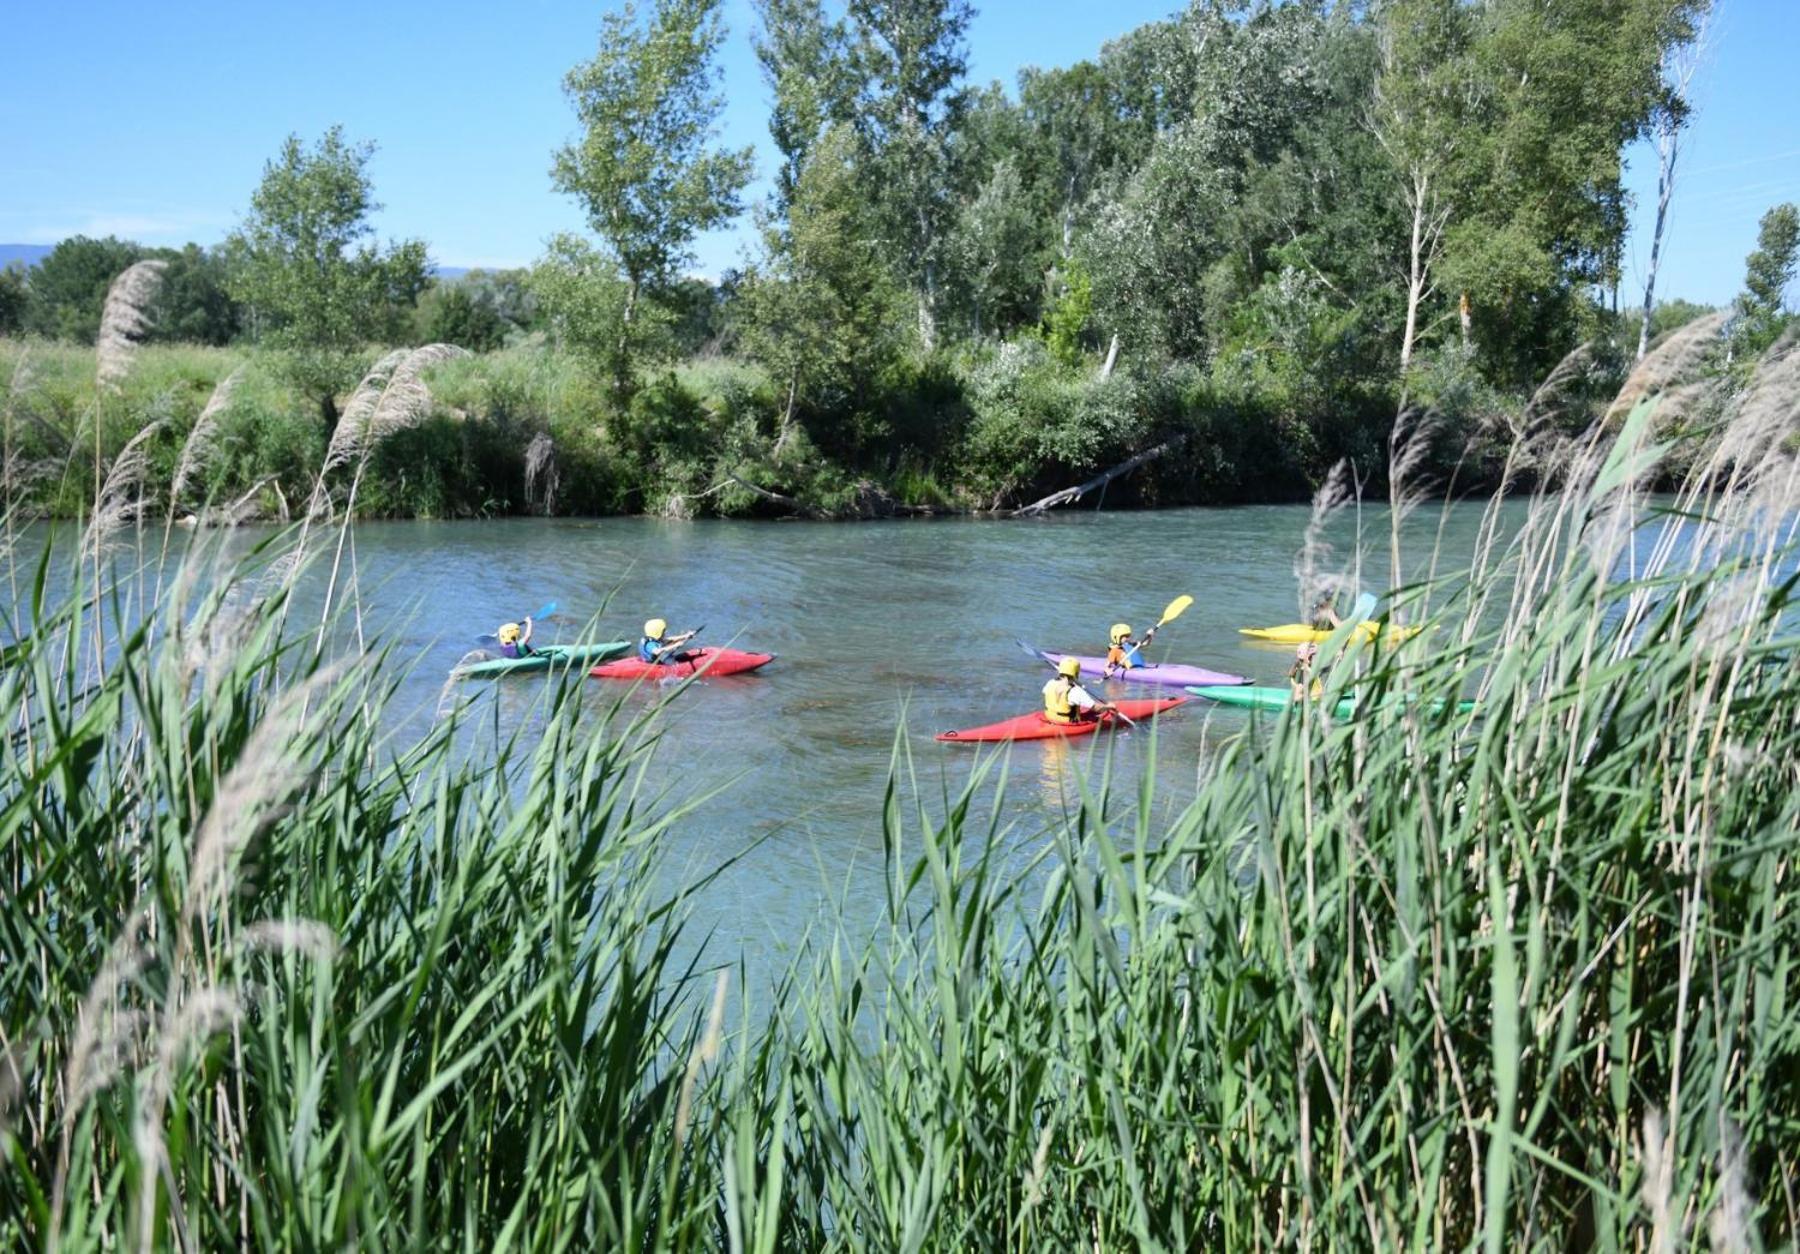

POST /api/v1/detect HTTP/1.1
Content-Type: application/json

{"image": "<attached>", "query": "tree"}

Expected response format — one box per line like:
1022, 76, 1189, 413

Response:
531, 234, 632, 366
552, 0, 754, 393
422, 282, 507, 353
150, 244, 241, 345
741, 125, 905, 443
1019, 62, 1122, 257
225, 127, 429, 426
1731, 203, 1799, 359
1041, 259, 1093, 366
846, 0, 974, 346
1439, 0, 1708, 385
1370, 0, 1474, 374
754, 0, 854, 212
23, 236, 144, 342
949, 158, 1036, 337
1080, 124, 1233, 365
1638, 7, 1712, 360
0, 264, 27, 337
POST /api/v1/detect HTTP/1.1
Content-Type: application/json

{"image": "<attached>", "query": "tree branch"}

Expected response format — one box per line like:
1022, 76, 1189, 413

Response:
1011, 435, 1185, 517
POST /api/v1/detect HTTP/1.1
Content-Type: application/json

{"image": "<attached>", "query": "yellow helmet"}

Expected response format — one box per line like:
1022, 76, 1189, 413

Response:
1057, 656, 1082, 679
498, 622, 522, 645
1109, 623, 1133, 644
643, 618, 668, 640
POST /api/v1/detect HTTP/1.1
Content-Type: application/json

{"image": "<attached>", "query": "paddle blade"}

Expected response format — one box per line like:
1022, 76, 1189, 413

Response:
1156, 594, 1194, 628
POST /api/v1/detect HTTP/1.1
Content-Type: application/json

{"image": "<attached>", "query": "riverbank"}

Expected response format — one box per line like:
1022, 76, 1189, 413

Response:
2, 335, 1510, 523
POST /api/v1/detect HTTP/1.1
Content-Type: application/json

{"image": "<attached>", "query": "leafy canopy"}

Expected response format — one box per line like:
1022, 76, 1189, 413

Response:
225, 126, 428, 352
552, 0, 753, 299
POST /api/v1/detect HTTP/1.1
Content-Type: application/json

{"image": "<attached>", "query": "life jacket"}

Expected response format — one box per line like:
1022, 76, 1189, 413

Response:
1106, 643, 1141, 669
639, 637, 663, 663
1043, 676, 1077, 724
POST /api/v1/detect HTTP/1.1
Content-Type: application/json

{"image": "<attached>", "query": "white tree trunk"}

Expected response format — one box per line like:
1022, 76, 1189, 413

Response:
1098, 333, 1120, 380
1637, 124, 1680, 361
1400, 168, 1430, 372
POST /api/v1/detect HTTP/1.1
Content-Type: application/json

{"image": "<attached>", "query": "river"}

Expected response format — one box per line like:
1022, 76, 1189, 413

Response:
9, 501, 1519, 973
246, 499, 1513, 972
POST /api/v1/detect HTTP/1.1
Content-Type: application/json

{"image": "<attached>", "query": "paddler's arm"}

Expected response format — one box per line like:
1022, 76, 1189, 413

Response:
653, 630, 695, 661
1072, 684, 1114, 715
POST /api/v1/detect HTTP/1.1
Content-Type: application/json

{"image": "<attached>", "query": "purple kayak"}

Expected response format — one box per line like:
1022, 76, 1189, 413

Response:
1030, 644, 1251, 690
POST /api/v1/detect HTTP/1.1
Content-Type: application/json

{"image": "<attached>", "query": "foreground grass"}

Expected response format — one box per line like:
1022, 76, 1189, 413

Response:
1, 398, 1797, 1248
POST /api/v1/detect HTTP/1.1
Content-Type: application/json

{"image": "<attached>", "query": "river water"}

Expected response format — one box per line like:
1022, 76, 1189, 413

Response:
280, 501, 1515, 970
13, 501, 1518, 972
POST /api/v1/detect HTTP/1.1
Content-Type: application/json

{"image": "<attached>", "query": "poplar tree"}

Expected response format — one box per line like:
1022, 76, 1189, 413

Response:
553, 0, 753, 393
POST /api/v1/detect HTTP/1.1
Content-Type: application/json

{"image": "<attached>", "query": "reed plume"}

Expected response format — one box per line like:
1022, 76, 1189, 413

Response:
81, 417, 166, 553
95, 261, 167, 392
1606, 310, 1726, 422
525, 431, 560, 514
169, 366, 241, 504
310, 344, 467, 518
1294, 458, 1355, 618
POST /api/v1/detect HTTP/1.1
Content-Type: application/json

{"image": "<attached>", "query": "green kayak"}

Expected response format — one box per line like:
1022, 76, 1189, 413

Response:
1185, 685, 1477, 718
455, 640, 631, 679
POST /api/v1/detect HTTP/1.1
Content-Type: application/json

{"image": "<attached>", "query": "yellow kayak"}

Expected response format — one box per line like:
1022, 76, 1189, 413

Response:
1239, 621, 1423, 644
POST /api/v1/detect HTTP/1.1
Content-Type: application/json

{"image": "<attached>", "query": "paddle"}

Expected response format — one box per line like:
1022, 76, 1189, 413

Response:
1150, 593, 1194, 634
1116, 593, 1194, 670
1014, 639, 1137, 728
651, 623, 706, 665
475, 601, 557, 647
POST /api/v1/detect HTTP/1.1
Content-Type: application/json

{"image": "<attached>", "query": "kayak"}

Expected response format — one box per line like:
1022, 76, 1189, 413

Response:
1185, 685, 1476, 718
1187, 684, 1359, 718
1032, 646, 1249, 689
1239, 621, 1424, 644
588, 647, 775, 680
455, 640, 631, 679
936, 697, 1187, 743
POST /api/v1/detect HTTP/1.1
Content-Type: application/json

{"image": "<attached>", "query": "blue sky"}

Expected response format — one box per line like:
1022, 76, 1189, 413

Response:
2, 0, 1795, 306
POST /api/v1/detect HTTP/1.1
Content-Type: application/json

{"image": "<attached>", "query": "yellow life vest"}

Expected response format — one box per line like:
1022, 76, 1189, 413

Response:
1044, 677, 1077, 724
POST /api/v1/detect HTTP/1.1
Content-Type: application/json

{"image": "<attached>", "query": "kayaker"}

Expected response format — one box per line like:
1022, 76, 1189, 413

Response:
640, 618, 698, 665
496, 617, 535, 660
1045, 656, 1115, 724
1310, 593, 1343, 633
1103, 622, 1158, 678
1288, 642, 1322, 701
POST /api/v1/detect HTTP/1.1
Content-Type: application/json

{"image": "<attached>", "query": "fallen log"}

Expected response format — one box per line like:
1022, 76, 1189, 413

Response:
1011, 435, 1185, 517
720, 470, 821, 517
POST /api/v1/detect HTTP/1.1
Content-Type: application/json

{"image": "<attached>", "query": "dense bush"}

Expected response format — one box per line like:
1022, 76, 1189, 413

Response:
0, 325, 1708, 522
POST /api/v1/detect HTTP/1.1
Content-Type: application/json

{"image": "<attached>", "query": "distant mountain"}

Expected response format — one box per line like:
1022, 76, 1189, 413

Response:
0, 244, 53, 269
1, 244, 501, 279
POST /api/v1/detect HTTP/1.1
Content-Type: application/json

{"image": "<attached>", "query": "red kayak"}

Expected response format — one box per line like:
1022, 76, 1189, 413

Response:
588, 647, 775, 681
936, 697, 1187, 743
